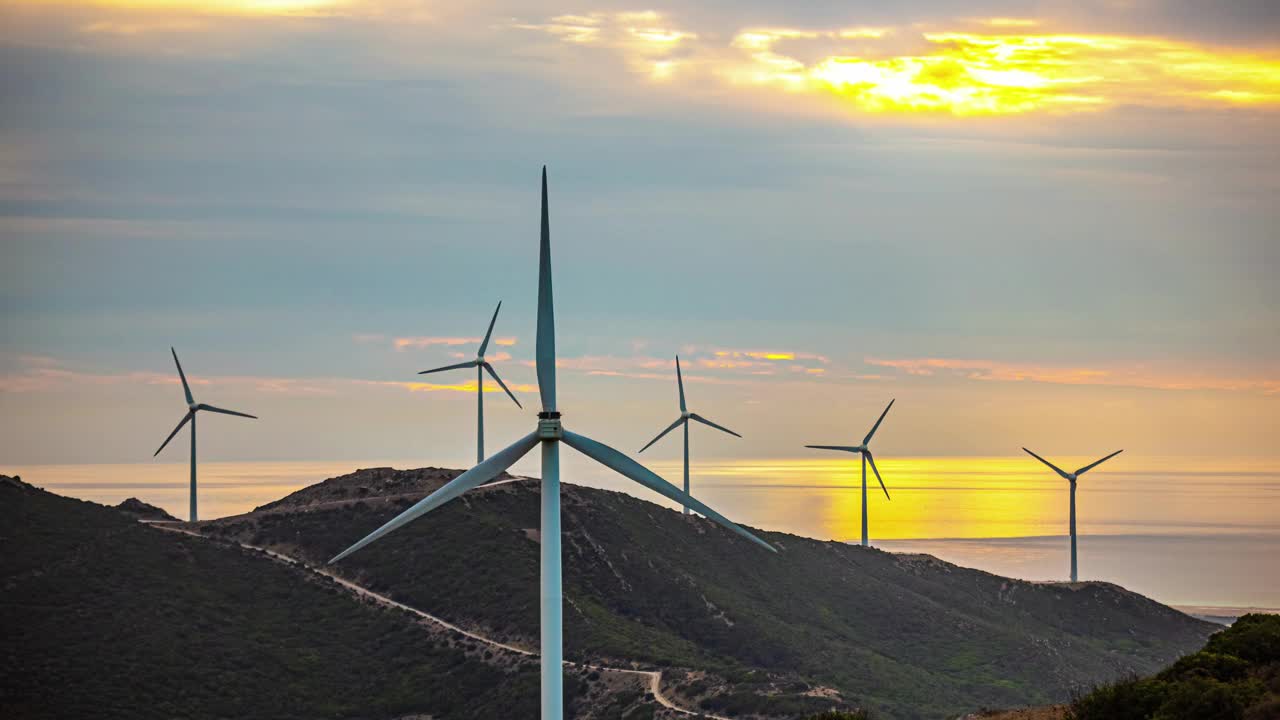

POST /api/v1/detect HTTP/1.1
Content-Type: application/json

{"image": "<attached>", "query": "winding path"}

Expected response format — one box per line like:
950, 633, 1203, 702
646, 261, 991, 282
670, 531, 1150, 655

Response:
151, 522, 727, 719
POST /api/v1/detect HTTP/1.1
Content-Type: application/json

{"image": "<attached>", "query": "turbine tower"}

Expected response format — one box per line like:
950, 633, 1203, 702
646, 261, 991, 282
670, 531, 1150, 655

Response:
804, 400, 895, 547
417, 302, 522, 462
1022, 447, 1123, 582
153, 348, 257, 522
329, 167, 775, 720
639, 355, 741, 514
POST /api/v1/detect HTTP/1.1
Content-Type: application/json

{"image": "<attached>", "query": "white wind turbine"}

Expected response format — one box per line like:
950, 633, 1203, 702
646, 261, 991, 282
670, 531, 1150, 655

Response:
1022, 447, 1123, 582
804, 400, 895, 547
153, 348, 257, 522
329, 167, 775, 720
416, 301, 522, 463
639, 355, 741, 514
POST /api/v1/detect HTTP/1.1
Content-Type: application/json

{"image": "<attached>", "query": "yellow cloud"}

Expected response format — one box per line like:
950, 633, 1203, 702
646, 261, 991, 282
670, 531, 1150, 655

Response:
19, 0, 346, 12
731, 30, 1280, 115
713, 349, 829, 363
519, 12, 1280, 116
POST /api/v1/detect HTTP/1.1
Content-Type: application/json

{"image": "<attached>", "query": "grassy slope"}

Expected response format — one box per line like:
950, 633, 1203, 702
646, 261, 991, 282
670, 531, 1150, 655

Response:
0, 478, 544, 719
208, 469, 1215, 720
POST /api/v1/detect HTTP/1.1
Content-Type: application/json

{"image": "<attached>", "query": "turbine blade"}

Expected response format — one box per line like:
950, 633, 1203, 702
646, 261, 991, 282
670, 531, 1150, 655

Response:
863, 399, 895, 445
196, 404, 257, 419
1075, 449, 1124, 476
330, 431, 540, 563
865, 451, 890, 500
171, 347, 194, 405
417, 360, 479, 375
479, 300, 502, 357
536, 166, 557, 412
482, 362, 523, 409
805, 445, 862, 453
675, 355, 686, 413
639, 416, 685, 453
689, 413, 742, 439
561, 429, 776, 553
1022, 448, 1072, 480
154, 412, 193, 456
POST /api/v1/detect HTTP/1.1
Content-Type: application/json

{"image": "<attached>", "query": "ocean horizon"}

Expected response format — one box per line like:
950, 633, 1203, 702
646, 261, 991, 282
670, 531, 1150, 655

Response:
8, 454, 1278, 613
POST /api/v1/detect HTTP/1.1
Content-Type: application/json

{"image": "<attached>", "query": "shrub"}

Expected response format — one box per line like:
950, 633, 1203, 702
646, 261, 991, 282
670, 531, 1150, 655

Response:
1207, 615, 1280, 666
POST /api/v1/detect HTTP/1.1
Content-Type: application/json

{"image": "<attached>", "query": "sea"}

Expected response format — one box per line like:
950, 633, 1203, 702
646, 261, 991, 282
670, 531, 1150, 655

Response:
8, 454, 1278, 616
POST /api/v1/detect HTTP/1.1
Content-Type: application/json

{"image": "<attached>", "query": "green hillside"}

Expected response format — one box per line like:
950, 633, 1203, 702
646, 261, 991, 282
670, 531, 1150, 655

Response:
206, 467, 1216, 720
0, 475, 547, 719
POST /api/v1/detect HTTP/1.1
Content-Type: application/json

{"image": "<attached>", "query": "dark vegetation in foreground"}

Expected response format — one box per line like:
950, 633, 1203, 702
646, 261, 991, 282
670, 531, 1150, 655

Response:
0, 476, 546, 719
1067, 613, 1280, 720
208, 466, 1216, 720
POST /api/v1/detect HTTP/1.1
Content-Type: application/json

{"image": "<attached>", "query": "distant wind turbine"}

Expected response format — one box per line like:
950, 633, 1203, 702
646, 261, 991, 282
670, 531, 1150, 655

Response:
153, 348, 257, 522
805, 400, 895, 547
1022, 447, 1123, 582
639, 355, 741, 514
329, 167, 775, 720
417, 301, 523, 462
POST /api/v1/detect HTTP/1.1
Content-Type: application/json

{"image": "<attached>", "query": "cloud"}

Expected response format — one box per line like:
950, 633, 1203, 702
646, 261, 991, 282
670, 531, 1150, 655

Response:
515, 10, 1280, 116
864, 356, 1280, 394
358, 379, 537, 394
0, 361, 338, 395
24, 0, 355, 17
508, 349, 839, 386
392, 336, 517, 350
512, 10, 700, 80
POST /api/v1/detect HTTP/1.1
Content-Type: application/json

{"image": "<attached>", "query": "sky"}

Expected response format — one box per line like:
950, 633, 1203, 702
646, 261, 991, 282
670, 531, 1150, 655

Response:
1, 0, 1277, 467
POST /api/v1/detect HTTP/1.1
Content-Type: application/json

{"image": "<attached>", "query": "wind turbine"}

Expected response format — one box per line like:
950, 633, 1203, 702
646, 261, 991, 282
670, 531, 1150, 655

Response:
804, 400, 895, 547
1022, 447, 1123, 582
417, 302, 523, 463
329, 167, 775, 720
639, 355, 741, 514
153, 348, 257, 522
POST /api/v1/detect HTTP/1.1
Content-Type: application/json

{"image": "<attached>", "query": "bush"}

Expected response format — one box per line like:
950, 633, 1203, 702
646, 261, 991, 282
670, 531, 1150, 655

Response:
1207, 615, 1280, 666
1160, 651, 1251, 683
1067, 675, 1165, 720
1152, 676, 1261, 720
1069, 614, 1280, 720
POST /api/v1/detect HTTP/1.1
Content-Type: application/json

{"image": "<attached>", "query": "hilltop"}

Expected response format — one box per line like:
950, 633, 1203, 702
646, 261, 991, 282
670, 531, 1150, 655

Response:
114, 496, 179, 522
205, 466, 1216, 720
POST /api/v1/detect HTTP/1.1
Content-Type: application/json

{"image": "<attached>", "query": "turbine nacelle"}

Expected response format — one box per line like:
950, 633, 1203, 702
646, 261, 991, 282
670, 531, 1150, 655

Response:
188, 401, 199, 411
537, 412, 564, 439
681, 410, 691, 419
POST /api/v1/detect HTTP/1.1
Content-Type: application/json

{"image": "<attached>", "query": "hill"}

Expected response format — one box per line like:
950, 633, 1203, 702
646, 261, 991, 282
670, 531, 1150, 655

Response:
114, 496, 179, 521
206, 466, 1216, 720
0, 475, 670, 719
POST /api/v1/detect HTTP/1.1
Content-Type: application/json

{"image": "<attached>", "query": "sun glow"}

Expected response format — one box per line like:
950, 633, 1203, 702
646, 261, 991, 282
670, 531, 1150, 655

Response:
732, 30, 1280, 115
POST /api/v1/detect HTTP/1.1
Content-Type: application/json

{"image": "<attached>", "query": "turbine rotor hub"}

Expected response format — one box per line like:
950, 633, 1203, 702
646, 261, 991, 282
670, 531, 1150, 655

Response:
188, 402, 199, 411
681, 411, 691, 419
